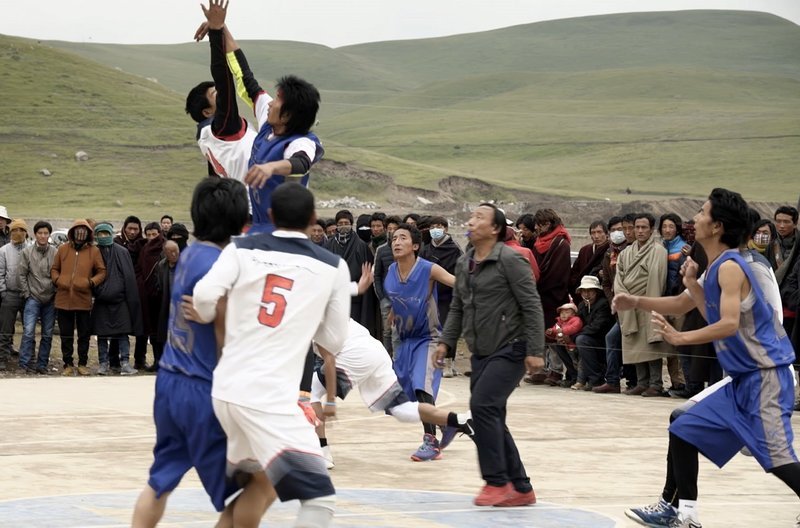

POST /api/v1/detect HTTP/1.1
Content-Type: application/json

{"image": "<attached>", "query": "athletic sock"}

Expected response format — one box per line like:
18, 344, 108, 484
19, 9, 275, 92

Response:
319, 437, 328, 448
677, 499, 699, 521
447, 412, 459, 428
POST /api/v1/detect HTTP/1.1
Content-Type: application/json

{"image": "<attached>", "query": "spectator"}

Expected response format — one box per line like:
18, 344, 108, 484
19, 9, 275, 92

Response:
775, 206, 800, 339
166, 223, 190, 252
369, 212, 387, 255
403, 213, 420, 227
374, 215, 401, 355
356, 213, 373, 244
615, 213, 670, 397
134, 222, 166, 370
18, 221, 57, 374
503, 227, 540, 281
569, 220, 609, 300
515, 214, 536, 252
91, 223, 141, 376
748, 219, 779, 270
544, 300, 583, 387
309, 219, 326, 246
324, 219, 336, 238
151, 241, 180, 372
114, 215, 146, 265
420, 216, 464, 377
51, 219, 106, 376
0, 206, 10, 247
594, 215, 630, 394
572, 276, 614, 391
659, 213, 687, 296
325, 210, 376, 336
621, 213, 637, 244
160, 215, 173, 236
0, 219, 31, 370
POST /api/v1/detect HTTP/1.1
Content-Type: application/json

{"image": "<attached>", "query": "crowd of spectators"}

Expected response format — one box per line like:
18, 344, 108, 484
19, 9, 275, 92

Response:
0, 202, 798, 404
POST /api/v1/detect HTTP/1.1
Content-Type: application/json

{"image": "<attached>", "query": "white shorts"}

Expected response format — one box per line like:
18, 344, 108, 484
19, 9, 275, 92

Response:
212, 398, 332, 501
311, 335, 401, 412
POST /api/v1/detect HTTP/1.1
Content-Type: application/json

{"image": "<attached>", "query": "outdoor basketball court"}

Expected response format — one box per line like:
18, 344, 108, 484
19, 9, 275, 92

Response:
1, 375, 797, 527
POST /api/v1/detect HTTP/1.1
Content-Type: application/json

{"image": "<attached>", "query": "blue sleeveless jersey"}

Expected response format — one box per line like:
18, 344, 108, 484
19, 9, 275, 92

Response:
384, 258, 441, 340
159, 243, 223, 382
704, 249, 795, 376
247, 123, 323, 234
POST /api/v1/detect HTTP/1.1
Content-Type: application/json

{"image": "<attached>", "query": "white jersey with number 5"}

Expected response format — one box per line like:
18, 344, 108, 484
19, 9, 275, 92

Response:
193, 230, 351, 412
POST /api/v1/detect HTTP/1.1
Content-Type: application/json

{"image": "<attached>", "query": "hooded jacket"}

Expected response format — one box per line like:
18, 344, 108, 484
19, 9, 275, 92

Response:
51, 219, 106, 311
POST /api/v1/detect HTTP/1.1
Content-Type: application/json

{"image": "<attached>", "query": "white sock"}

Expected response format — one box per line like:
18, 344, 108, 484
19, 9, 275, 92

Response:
678, 499, 699, 521
457, 411, 471, 425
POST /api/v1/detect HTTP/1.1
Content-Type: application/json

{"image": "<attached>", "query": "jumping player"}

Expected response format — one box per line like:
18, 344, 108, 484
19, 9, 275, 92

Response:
131, 178, 265, 528
310, 318, 474, 468
192, 183, 350, 528
383, 223, 455, 461
614, 188, 800, 528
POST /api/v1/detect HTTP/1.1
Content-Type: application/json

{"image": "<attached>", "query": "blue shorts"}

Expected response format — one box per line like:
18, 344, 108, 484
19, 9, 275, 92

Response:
148, 370, 240, 511
392, 337, 441, 400
670, 366, 797, 471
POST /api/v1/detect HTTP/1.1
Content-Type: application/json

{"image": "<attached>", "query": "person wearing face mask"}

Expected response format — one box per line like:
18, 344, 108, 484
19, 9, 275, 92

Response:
0, 219, 32, 371
18, 221, 57, 374
420, 216, 464, 377
325, 210, 376, 336
91, 223, 142, 376
166, 223, 190, 252
51, 219, 106, 376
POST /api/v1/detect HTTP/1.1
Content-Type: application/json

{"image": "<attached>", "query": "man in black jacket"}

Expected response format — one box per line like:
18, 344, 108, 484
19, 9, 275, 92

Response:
572, 275, 615, 390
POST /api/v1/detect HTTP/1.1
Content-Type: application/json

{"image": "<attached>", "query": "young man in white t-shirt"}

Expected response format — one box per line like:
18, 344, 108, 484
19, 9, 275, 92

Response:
192, 183, 350, 528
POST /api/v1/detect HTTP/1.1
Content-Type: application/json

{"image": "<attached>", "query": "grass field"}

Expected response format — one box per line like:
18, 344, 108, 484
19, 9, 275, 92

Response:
1, 10, 799, 221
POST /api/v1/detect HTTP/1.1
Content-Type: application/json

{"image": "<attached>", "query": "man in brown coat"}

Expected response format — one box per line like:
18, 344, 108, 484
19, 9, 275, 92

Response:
51, 219, 106, 376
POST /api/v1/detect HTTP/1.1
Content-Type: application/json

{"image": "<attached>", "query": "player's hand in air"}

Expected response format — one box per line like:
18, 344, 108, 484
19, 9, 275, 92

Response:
356, 263, 374, 295
245, 163, 277, 189
201, 0, 228, 30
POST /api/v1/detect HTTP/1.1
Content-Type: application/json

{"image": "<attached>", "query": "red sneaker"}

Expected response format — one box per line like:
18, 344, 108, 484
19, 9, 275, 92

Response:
474, 483, 513, 506
496, 488, 536, 507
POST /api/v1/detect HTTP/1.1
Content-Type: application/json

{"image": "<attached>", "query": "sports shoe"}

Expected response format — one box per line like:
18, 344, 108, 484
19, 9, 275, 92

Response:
474, 483, 513, 506
625, 498, 678, 527
668, 513, 702, 528
76, 365, 91, 376
322, 445, 335, 470
439, 416, 475, 450
495, 488, 536, 507
410, 433, 441, 461
62, 366, 75, 376
97, 363, 110, 376
120, 362, 138, 376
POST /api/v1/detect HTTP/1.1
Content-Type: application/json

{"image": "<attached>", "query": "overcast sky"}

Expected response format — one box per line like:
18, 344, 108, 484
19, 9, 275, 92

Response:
2, 0, 798, 47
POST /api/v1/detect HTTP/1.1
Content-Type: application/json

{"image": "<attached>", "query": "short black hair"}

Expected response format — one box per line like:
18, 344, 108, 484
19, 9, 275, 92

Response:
185, 81, 215, 123
315, 219, 326, 230
160, 214, 173, 223
403, 213, 421, 224
417, 216, 433, 231
708, 188, 751, 249
123, 215, 142, 230
370, 212, 386, 226
589, 220, 608, 233
271, 183, 315, 229
516, 213, 535, 232
33, 221, 52, 234
144, 222, 161, 233
607, 215, 623, 229
429, 216, 448, 228
659, 213, 682, 237
751, 219, 777, 239
634, 213, 656, 229
335, 210, 354, 224
622, 213, 637, 224
393, 223, 422, 256
479, 202, 507, 243
324, 219, 336, 229
276, 75, 320, 136
775, 205, 799, 224
191, 177, 249, 243
385, 215, 402, 228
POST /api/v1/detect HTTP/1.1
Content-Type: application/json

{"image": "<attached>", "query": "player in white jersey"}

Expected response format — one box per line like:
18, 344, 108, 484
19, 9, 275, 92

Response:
192, 183, 349, 528
310, 318, 474, 468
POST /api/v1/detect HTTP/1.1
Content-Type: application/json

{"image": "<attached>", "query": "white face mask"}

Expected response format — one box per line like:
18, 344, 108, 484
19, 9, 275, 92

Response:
430, 228, 445, 241
610, 230, 626, 245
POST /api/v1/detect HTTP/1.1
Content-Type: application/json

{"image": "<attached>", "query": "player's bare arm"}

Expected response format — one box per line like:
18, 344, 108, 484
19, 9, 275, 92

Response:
430, 264, 455, 288
315, 344, 338, 419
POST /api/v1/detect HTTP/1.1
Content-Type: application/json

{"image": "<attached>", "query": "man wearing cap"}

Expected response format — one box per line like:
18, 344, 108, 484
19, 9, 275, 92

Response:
0, 206, 11, 248
51, 219, 106, 376
0, 219, 31, 370
18, 221, 58, 374
572, 275, 615, 391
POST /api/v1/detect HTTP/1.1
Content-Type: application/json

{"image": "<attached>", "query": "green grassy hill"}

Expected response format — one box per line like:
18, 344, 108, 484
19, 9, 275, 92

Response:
1, 9, 798, 221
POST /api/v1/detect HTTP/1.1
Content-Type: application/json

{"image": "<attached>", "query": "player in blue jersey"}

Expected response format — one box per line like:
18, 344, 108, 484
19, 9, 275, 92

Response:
384, 223, 455, 461
613, 189, 800, 528
131, 178, 269, 528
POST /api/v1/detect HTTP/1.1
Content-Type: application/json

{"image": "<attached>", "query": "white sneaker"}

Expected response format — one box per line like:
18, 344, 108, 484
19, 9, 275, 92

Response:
322, 445, 335, 469
120, 362, 138, 376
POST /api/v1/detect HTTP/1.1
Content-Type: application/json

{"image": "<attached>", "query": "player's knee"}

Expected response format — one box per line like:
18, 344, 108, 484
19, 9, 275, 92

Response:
669, 401, 695, 423
296, 494, 335, 527
387, 401, 420, 423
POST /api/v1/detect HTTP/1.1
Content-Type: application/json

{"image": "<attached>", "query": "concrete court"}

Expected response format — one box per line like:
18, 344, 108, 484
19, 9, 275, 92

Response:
0, 375, 798, 527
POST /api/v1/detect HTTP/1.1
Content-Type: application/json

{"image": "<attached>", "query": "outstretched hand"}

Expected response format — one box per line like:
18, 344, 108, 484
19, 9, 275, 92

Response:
356, 263, 374, 295
201, 0, 228, 30
194, 21, 209, 41
681, 256, 699, 288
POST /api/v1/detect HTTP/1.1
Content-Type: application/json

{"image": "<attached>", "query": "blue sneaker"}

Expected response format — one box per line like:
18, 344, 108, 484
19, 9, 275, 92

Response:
439, 417, 475, 451
410, 433, 441, 461
625, 498, 678, 527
